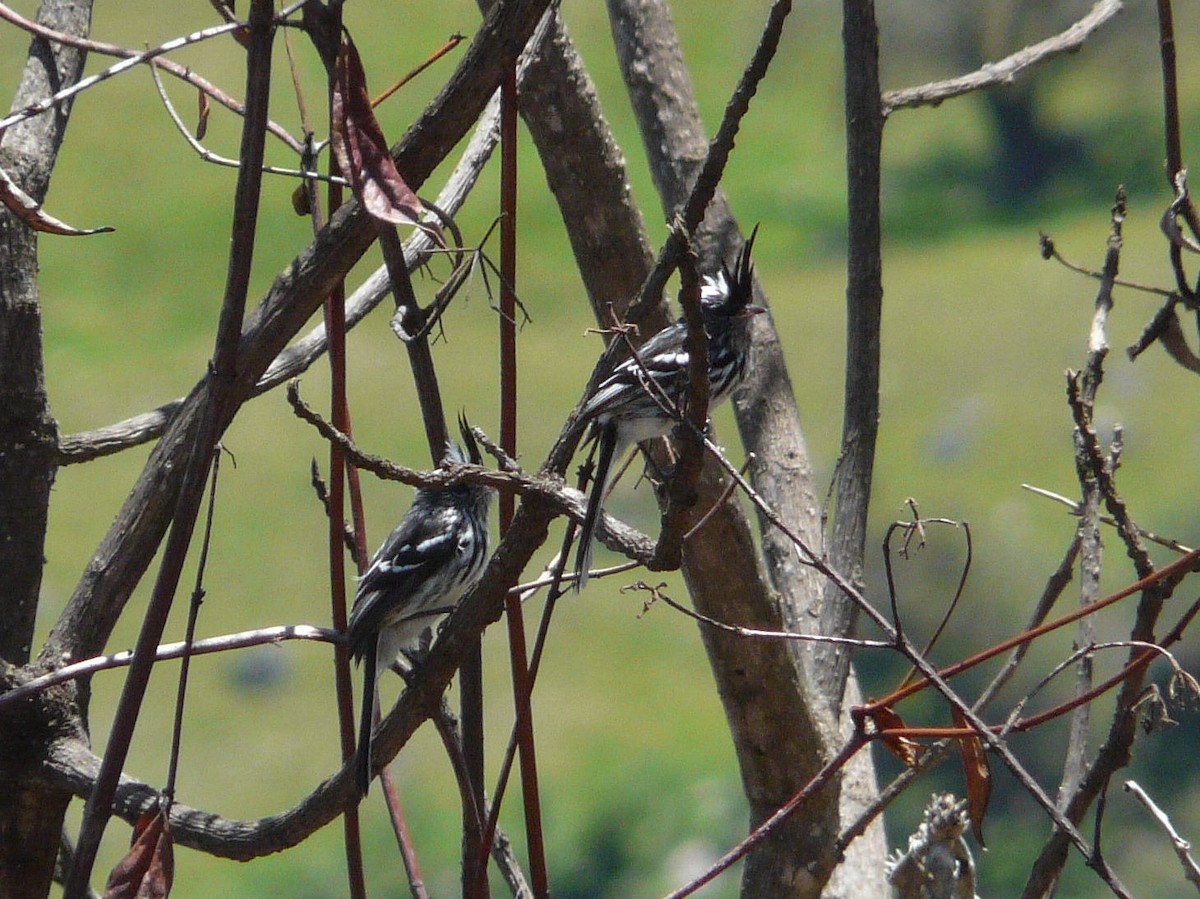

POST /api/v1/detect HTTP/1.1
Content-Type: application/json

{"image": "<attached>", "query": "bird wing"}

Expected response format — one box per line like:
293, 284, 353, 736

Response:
346, 514, 460, 659
582, 322, 693, 417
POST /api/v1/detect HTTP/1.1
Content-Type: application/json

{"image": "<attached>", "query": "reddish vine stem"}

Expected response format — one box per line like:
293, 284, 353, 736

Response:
163, 447, 223, 805
320, 167, 370, 899
495, 59, 550, 899
372, 32, 466, 108
295, 10, 369, 889
860, 544, 1200, 715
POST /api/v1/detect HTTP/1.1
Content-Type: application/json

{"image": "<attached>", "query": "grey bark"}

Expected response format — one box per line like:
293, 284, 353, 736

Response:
0, 2, 92, 897
818, 0, 883, 701
0, 1, 552, 893
520, 1, 886, 894
607, 1, 887, 895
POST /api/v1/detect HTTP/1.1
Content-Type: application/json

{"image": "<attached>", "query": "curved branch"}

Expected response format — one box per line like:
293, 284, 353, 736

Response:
881, 0, 1124, 117
0, 1, 304, 151
41, 0, 554, 664
45, 487, 562, 861
1, 625, 338, 710
55, 79, 507, 466
285, 380, 656, 562
0, 16, 247, 135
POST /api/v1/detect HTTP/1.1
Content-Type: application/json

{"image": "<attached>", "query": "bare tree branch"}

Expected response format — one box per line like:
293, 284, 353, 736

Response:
605, 0, 885, 894
54, 79, 508, 466
0, 0, 304, 151
0, 0, 93, 893
66, 2, 278, 888
40, 0, 554, 666
881, 0, 1124, 117
1123, 780, 1200, 890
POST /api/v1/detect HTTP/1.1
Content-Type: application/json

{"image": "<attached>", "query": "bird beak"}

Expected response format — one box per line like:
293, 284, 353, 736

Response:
739, 304, 767, 318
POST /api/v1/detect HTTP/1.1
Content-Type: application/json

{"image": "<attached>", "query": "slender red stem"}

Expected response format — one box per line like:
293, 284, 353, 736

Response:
497, 64, 550, 898
860, 545, 1200, 714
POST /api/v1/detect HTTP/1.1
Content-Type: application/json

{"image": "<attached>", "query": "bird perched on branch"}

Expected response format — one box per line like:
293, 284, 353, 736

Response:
347, 416, 492, 795
573, 227, 764, 589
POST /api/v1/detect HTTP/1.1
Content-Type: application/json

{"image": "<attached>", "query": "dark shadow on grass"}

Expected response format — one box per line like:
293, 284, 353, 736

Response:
884, 108, 1169, 242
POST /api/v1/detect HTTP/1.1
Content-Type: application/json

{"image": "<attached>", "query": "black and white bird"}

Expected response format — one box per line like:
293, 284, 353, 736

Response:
347, 417, 492, 795
573, 228, 764, 589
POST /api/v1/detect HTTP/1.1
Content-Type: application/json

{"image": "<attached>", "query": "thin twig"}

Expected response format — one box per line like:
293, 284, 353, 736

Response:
0, 625, 339, 710
1124, 780, 1200, 889
1022, 484, 1194, 554
0, 1, 303, 150
1004, 642, 1188, 735
976, 535, 1082, 711
163, 445, 224, 805
881, 0, 1124, 116
1038, 231, 1176, 299
372, 33, 466, 108
0, 17, 245, 135
623, 581, 890, 649
148, 61, 346, 185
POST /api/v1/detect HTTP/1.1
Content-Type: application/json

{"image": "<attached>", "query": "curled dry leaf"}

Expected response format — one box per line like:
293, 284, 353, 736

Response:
1157, 310, 1200, 374
195, 87, 210, 141
868, 706, 921, 768
1162, 169, 1200, 255
102, 806, 175, 899
330, 31, 433, 232
951, 705, 991, 847
0, 165, 114, 236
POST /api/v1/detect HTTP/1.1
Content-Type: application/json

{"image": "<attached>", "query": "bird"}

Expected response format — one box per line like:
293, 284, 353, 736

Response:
572, 227, 764, 589
347, 416, 492, 796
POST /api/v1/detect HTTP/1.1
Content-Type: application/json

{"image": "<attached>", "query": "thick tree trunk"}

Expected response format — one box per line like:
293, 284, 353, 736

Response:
517, 1, 887, 894
0, 2, 93, 895
606, 1, 888, 895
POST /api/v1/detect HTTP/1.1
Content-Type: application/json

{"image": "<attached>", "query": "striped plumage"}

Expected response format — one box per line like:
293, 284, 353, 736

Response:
348, 418, 492, 795
573, 228, 764, 589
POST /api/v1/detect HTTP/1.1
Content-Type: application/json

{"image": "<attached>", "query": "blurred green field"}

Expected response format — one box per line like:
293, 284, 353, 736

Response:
9, 1, 1200, 896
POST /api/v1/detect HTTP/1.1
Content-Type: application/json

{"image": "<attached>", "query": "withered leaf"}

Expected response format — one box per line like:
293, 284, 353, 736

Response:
951, 705, 991, 847
195, 87, 210, 141
329, 32, 429, 230
871, 706, 921, 768
103, 806, 175, 899
1161, 209, 1200, 255
1158, 311, 1200, 374
1161, 171, 1200, 255
1, 165, 114, 236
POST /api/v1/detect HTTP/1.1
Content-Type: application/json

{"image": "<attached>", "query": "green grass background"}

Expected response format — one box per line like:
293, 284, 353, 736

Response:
8, 1, 1200, 895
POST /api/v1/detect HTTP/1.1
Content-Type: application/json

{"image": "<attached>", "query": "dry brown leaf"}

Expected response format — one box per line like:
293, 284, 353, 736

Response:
195, 88, 210, 142
951, 706, 991, 847
871, 707, 921, 768
103, 806, 175, 899
1158, 311, 1200, 374
329, 32, 427, 229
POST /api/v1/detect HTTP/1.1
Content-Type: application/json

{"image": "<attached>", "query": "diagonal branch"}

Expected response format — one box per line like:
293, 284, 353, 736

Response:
40, 0, 554, 667
0, 0, 303, 151
65, 2, 277, 891
54, 74, 507, 466
881, 0, 1124, 117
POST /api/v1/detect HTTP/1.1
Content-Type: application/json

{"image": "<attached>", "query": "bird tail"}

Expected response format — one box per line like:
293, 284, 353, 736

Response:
574, 421, 618, 591
356, 639, 378, 797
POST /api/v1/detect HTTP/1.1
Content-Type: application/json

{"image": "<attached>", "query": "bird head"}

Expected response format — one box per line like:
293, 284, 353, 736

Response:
444, 413, 484, 467
700, 224, 766, 321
